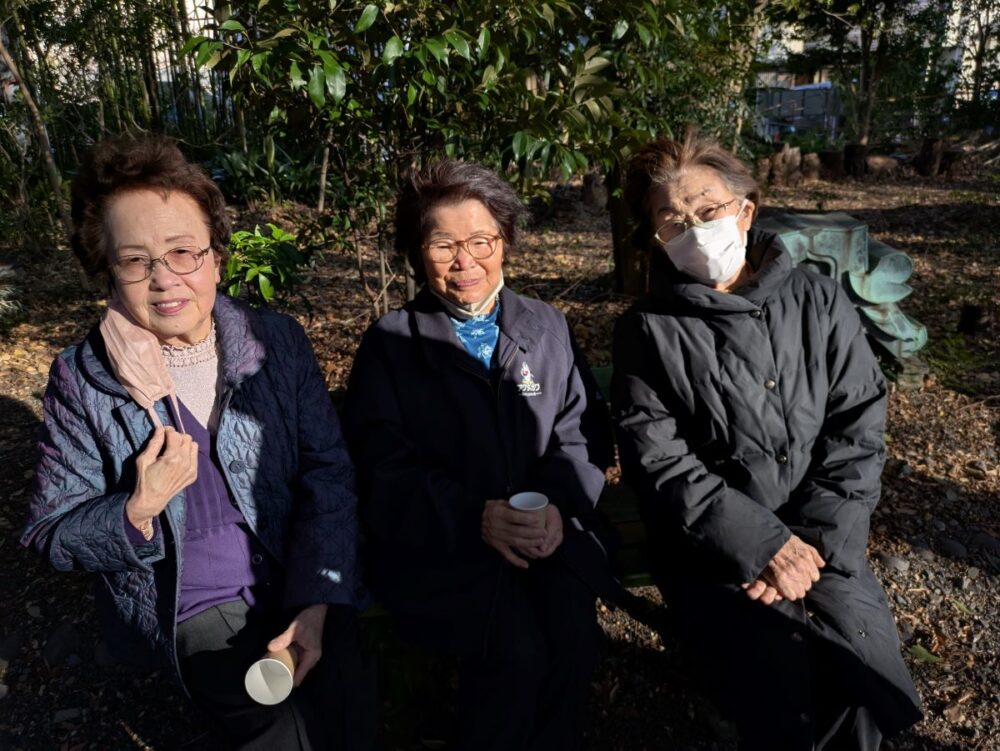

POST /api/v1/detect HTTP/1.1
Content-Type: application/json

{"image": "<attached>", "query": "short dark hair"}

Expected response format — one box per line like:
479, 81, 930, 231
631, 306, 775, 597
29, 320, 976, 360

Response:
394, 160, 524, 283
624, 130, 761, 243
70, 135, 230, 282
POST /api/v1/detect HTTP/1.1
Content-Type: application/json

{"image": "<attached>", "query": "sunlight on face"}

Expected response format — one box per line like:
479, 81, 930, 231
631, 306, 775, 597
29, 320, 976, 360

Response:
107, 189, 220, 346
422, 199, 504, 309
648, 165, 754, 242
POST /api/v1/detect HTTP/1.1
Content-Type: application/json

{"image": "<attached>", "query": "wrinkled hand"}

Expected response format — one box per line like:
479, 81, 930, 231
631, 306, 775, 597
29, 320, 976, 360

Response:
481, 499, 547, 569
518, 505, 564, 560
125, 427, 198, 530
760, 534, 825, 601
741, 578, 783, 606
267, 604, 327, 687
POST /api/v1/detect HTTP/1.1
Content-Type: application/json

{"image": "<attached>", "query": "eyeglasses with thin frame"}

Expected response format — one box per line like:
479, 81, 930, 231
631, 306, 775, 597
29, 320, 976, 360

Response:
112, 246, 212, 283
653, 197, 742, 244
424, 233, 502, 264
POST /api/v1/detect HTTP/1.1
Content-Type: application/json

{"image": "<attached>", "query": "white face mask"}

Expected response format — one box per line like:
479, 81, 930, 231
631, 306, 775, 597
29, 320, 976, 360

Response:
662, 200, 747, 285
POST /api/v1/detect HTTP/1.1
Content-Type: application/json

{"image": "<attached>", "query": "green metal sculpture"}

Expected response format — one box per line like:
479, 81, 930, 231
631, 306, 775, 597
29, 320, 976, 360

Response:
756, 211, 928, 386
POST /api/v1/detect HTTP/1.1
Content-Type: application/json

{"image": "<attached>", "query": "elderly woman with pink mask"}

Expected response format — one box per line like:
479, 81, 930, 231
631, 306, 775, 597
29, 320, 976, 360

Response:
611, 132, 922, 751
22, 136, 370, 750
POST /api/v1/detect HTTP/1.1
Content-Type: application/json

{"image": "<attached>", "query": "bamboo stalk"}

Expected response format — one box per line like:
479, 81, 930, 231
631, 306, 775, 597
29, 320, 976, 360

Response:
0, 30, 73, 245
179, 0, 207, 137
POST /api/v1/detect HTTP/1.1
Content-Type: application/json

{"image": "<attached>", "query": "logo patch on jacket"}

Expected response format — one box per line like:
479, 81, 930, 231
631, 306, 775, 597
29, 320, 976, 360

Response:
517, 361, 542, 397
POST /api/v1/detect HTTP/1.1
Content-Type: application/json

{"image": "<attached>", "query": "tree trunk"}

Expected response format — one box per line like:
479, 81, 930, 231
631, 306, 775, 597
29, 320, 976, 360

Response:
818, 150, 844, 179
377, 238, 390, 316
178, 2, 207, 137
166, 0, 190, 132
354, 240, 377, 316
138, 3, 162, 126
606, 165, 647, 296
859, 18, 891, 147
940, 149, 962, 177
404, 258, 416, 302
89, 0, 123, 131
857, 25, 880, 146
844, 144, 868, 178
107, 2, 136, 127
970, 20, 989, 102
728, 0, 769, 152
913, 138, 944, 177
317, 127, 332, 212
235, 105, 249, 153
12, 9, 53, 104
0, 33, 73, 245
856, 26, 871, 145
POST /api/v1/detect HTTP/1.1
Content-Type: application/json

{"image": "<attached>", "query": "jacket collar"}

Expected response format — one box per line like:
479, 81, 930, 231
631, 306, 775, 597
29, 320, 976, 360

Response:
649, 227, 792, 313
212, 294, 267, 387
411, 286, 542, 373
76, 293, 267, 395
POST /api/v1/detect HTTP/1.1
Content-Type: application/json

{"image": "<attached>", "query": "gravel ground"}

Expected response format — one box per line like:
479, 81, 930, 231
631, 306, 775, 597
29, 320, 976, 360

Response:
0, 166, 996, 750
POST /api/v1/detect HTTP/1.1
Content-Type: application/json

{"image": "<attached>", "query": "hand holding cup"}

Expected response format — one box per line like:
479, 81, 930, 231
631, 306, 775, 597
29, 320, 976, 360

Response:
516, 500, 563, 560
245, 646, 297, 705
481, 493, 550, 568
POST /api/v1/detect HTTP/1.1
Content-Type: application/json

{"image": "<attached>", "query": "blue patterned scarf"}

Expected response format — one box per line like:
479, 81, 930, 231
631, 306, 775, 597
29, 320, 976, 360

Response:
449, 300, 500, 371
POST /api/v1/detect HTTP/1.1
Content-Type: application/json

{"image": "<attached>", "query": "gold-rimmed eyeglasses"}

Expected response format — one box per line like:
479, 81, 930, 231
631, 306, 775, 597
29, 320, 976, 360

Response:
112, 247, 212, 283
653, 197, 741, 244
424, 233, 502, 264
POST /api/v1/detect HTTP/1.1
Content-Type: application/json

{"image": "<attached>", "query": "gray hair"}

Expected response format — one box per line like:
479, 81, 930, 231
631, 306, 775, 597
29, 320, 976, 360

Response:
395, 160, 525, 284
624, 131, 761, 242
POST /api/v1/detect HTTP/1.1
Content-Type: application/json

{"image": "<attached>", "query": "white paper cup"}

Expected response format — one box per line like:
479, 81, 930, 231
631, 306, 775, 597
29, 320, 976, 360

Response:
245, 648, 295, 705
508, 491, 549, 513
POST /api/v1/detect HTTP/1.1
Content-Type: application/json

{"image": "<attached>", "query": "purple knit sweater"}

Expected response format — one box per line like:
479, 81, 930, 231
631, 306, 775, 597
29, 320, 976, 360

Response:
124, 398, 275, 622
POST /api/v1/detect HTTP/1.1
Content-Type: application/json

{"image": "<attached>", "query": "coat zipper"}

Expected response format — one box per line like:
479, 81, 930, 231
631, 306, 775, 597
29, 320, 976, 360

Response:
494, 346, 518, 496
482, 344, 518, 659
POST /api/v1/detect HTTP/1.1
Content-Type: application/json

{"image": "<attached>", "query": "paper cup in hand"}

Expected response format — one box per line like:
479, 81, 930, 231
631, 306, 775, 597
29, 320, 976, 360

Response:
509, 492, 549, 526
245, 647, 296, 705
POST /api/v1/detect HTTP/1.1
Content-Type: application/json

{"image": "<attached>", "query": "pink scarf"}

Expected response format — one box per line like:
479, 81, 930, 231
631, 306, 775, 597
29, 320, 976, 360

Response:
99, 298, 185, 433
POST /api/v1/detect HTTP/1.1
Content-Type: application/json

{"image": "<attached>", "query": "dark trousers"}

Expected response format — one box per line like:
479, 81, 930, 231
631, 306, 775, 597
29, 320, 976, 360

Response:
808, 635, 884, 751
658, 576, 884, 751
403, 558, 600, 751
176, 600, 373, 751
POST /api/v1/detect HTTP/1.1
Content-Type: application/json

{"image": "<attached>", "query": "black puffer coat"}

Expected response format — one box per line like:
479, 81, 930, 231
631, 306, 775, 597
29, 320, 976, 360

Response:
612, 229, 922, 741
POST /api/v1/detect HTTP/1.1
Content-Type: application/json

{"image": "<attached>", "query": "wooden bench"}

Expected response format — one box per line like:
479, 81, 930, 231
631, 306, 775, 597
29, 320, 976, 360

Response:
588, 366, 652, 589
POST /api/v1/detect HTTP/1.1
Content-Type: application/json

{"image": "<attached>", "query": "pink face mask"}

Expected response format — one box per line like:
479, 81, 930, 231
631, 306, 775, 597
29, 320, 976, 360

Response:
99, 298, 184, 432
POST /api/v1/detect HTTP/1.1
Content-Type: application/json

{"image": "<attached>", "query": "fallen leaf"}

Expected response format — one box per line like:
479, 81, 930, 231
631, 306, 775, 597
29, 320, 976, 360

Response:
909, 643, 941, 664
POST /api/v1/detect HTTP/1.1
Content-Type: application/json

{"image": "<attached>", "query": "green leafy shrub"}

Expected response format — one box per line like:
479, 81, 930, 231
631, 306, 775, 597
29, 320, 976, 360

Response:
223, 224, 308, 308
208, 145, 322, 206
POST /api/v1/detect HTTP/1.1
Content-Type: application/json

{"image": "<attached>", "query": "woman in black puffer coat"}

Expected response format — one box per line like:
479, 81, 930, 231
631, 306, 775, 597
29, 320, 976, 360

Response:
612, 132, 922, 751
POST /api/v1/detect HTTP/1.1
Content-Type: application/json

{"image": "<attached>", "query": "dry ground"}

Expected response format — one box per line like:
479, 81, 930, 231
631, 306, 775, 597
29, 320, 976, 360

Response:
0, 168, 997, 750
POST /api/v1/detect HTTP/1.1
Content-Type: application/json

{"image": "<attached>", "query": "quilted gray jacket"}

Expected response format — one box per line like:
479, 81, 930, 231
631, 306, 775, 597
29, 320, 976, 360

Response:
22, 294, 360, 677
